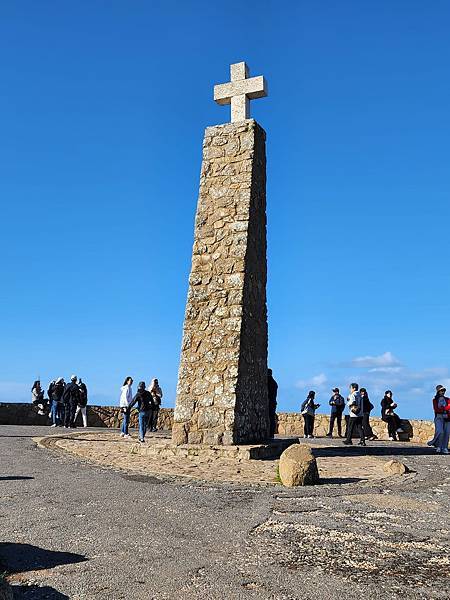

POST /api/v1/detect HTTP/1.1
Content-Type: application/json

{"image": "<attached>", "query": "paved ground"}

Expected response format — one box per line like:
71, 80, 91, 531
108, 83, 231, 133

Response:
1, 425, 449, 600
35, 430, 395, 486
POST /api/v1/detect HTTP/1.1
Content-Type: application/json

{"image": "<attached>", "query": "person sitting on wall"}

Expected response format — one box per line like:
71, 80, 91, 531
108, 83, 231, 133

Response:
381, 390, 404, 441
31, 380, 47, 416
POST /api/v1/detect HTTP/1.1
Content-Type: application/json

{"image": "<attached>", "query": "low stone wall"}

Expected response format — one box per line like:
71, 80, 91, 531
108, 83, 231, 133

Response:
276, 413, 434, 445
0, 403, 434, 444
0, 403, 173, 431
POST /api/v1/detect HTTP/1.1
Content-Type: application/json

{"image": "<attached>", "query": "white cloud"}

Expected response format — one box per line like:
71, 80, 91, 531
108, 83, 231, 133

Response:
351, 352, 401, 368
296, 373, 328, 389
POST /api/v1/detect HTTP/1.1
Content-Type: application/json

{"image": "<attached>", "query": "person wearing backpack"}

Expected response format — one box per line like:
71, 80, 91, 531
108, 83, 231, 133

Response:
343, 383, 365, 446
300, 391, 320, 439
326, 387, 345, 437
49, 377, 65, 427
129, 381, 153, 443
74, 378, 88, 428
62, 375, 80, 429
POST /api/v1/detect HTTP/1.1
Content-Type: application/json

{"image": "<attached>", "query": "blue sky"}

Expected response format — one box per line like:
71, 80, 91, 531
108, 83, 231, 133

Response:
1, 1, 449, 419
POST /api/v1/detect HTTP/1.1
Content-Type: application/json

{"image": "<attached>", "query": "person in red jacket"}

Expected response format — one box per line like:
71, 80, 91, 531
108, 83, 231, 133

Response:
438, 391, 450, 454
427, 385, 449, 453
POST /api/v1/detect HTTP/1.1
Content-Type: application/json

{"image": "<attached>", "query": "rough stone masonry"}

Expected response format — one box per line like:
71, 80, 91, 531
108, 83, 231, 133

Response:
173, 108, 270, 445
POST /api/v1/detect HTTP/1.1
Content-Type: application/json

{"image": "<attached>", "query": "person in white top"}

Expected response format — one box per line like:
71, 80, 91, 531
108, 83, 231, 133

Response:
343, 383, 365, 446
119, 376, 133, 438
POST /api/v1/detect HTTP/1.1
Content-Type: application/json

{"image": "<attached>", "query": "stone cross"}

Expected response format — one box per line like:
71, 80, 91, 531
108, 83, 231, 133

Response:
214, 62, 268, 122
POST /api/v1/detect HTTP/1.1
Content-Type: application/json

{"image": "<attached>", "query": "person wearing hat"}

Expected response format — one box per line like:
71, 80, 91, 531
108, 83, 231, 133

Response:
427, 385, 449, 452
326, 387, 345, 438
62, 375, 80, 429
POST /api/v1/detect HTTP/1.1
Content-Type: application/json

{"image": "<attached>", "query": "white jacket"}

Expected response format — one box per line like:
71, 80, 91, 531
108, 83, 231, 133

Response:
119, 384, 133, 408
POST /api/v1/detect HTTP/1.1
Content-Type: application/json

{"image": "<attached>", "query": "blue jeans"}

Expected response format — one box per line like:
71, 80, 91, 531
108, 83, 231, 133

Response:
51, 401, 61, 425
139, 411, 149, 441
121, 409, 130, 435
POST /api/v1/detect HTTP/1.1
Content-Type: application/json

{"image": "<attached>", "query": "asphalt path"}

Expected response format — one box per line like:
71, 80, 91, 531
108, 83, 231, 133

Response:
0, 425, 448, 600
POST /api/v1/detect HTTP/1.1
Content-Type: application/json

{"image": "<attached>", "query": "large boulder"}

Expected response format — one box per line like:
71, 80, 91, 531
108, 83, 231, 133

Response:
279, 444, 320, 486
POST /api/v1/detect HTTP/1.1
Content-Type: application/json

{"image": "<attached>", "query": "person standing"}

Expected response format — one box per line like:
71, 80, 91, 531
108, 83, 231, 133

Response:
360, 387, 377, 441
300, 391, 320, 439
74, 378, 88, 428
326, 387, 345, 437
343, 383, 365, 446
148, 378, 163, 432
49, 377, 65, 427
119, 376, 133, 438
381, 390, 404, 441
129, 382, 153, 443
267, 369, 278, 438
62, 375, 80, 429
439, 394, 450, 454
428, 385, 449, 453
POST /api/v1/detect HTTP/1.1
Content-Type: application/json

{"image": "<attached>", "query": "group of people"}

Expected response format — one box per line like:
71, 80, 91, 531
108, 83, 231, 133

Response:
118, 377, 163, 443
300, 382, 450, 452
32, 376, 88, 428
300, 384, 405, 446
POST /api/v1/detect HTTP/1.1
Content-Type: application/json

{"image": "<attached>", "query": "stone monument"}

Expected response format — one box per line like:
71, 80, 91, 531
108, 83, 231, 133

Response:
173, 62, 269, 446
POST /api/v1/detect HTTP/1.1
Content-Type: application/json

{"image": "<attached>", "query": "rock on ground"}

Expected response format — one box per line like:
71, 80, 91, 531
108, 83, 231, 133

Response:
383, 459, 409, 475
278, 444, 320, 486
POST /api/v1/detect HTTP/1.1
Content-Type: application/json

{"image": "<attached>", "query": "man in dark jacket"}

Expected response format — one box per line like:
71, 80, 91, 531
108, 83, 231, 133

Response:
267, 369, 278, 438
74, 378, 88, 427
62, 375, 80, 429
327, 388, 345, 437
129, 382, 153, 442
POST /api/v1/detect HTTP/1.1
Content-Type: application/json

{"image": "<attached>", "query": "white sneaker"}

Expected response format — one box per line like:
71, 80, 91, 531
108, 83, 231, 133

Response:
442, 449, 449, 454
124, 434, 132, 439
389, 437, 395, 441
396, 428, 404, 433
303, 435, 307, 438
436, 448, 442, 453
120, 433, 125, 438
51, 424, 57, 428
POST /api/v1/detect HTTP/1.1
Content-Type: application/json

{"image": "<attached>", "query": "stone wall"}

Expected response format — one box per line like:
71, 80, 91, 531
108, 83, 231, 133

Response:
0, 404, 435, 444
0, 403, 173, 431
173, 119, 269, 446
276, 413, 434, 445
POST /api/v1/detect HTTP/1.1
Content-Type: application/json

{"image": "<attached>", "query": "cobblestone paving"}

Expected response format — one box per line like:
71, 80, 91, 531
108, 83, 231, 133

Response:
1, 426, 449, 600
37, 430, 395, 485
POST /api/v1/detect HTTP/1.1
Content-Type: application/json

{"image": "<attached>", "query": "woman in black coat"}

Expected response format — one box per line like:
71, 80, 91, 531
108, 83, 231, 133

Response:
381, 390, 404, 441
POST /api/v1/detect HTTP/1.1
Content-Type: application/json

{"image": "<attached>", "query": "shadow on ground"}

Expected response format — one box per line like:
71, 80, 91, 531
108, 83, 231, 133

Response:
0, 542, 87, 574
311, 444, 434, 458
0, 476, 34, 481
11, 584, 70, 599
